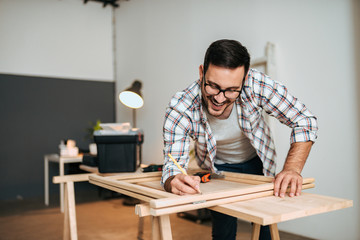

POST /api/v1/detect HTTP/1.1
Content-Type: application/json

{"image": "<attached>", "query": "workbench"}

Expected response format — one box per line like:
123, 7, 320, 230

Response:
53, 171, 352, 240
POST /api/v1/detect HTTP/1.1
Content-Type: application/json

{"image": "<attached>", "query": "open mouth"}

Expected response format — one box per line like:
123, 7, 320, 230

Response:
209, 97, 228, 110
212, 100, 224, 107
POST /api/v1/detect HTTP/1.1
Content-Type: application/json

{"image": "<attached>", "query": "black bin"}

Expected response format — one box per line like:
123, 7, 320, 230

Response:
94, 131, 143, 173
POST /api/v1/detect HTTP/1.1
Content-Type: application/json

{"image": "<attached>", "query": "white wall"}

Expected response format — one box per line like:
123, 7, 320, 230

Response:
115, 0, 359, 239
0, 0, 113, 81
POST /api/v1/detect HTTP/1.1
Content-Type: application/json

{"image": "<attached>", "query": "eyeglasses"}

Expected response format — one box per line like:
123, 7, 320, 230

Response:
203, 77, 241, 99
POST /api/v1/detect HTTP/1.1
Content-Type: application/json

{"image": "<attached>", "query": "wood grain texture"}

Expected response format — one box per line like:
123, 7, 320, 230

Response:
211, 192, 353, 225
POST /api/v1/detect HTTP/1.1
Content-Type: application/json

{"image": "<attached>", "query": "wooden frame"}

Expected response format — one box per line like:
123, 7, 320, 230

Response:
89, 172, 315, 217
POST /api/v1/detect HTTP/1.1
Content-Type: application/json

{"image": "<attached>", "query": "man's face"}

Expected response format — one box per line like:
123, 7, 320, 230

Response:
199, 64, 245, 119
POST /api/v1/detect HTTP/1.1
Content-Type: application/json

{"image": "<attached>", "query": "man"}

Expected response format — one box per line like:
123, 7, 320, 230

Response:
162, 39, 318, 240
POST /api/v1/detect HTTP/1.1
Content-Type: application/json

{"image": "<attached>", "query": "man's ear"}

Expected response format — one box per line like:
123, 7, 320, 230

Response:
199, 65, 204, 81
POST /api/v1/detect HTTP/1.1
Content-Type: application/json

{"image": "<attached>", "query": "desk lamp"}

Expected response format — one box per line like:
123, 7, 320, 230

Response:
119, 80, 144, 128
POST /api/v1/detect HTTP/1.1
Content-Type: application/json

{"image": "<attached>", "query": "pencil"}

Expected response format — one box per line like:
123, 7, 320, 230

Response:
168, 153, 188, 175
167, 153, 202, 194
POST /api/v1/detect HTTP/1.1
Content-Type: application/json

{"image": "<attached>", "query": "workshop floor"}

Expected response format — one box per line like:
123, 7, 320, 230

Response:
0, 193, 316, 240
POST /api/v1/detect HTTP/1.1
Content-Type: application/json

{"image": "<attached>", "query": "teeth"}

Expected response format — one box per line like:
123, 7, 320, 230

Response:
212, 101, 224, 107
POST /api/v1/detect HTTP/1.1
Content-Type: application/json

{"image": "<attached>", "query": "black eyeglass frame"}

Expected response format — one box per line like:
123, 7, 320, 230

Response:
202, 76, 242, 100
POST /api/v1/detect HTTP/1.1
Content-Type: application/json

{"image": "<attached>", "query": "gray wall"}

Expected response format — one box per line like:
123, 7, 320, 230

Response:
0, 74, 115, 200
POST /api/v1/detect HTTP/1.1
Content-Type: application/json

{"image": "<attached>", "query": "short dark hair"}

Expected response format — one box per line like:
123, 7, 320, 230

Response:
203, 39, 251, 78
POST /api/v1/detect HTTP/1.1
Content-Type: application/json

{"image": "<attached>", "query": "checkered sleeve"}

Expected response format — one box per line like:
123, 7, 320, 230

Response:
252, 72, 318, 143
161, 107, 192, 185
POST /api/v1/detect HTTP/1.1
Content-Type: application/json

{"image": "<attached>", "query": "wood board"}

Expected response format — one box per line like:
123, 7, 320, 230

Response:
210, 192, 353, 225
140, 178, 265, 190
88, 172, 315, 216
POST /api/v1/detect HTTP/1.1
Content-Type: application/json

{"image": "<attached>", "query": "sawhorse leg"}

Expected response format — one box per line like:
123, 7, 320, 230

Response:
252, 223, 280, 240
138, 216, 144, 240
63, 181, 78, 240
151, 215, 172, 240
269, 224, 280, 240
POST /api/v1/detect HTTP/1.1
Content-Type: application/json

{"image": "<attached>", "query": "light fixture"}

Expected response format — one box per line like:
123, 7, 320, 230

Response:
119, 80, 144, 128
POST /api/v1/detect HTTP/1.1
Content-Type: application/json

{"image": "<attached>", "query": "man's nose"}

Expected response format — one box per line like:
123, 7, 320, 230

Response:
214, 91, 227, 103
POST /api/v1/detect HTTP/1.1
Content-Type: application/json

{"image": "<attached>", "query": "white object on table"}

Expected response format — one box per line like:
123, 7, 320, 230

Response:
44, 154, 83, 212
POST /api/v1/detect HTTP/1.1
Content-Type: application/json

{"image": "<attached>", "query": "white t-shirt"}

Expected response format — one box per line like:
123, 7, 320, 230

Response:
206, 105, 257, 164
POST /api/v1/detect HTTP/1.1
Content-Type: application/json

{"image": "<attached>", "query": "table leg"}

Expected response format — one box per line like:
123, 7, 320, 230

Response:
60, 159, 64, 213
44, 156, 49, 206
251, 223, 261, 240
270, 224, 280, 240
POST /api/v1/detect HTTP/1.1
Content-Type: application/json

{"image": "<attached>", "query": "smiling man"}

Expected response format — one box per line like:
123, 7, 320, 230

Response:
162, 39, 318, 240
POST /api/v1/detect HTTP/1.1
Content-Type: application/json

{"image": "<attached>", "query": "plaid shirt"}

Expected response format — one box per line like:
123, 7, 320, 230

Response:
162, 69, 318, 184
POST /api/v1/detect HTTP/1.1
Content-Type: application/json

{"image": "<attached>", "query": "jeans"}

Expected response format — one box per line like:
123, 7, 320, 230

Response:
210, 155, 271, 240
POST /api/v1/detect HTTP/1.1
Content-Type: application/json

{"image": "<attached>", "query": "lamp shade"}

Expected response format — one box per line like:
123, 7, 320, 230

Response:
119, 80, 144, 109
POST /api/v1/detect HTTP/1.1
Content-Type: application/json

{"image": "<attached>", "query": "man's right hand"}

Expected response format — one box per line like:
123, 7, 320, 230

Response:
164, 174, 201, 195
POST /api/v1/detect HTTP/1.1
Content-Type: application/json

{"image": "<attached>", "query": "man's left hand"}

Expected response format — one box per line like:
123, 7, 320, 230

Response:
274, 169, 303, 198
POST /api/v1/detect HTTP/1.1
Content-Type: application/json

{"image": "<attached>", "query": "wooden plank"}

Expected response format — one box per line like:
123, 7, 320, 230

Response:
151, 216, 161, 240
159, 215, 172, 240
53, 173, 95, 184
135, 184, 314, 217
79, 164, 99, 174
89, 179, 155, 202
222, 172, 315, 185
151, 190, 273, 216
138, 217, 144, 240
135, 203, 151, 217
79, 165, 133, 176
218, 176, 271, 185
140, 178, 255, 192
150, 183, 315, 216
124, 177, 161, 184
53, 171, 161, 184
103, 171, 162, 181
66, 182, 78, 240
63, 182, 70, 240
150, 181, 274, 209
221, 172, 274, 182
89, 175, 175, 199
211, 192, 353, 225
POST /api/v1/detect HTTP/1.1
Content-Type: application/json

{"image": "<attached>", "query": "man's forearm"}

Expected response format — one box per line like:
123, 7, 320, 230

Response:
283, 141, 313, 174
274, 141, 313, 197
